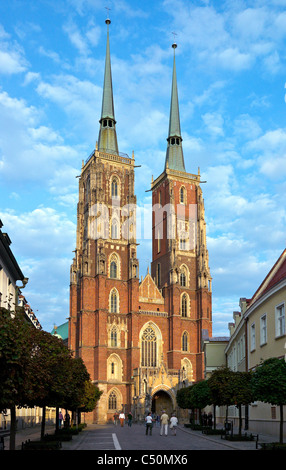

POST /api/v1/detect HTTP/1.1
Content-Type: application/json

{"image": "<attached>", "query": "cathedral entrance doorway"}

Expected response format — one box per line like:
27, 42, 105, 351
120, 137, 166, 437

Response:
151, 390, 173, 417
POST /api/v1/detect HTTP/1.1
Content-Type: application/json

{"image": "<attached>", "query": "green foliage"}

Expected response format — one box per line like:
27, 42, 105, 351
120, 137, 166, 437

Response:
79, 381, 103, 413
251, 357, 286, 406
0, 308, 32, 410
0, 308, 102, 413
176, 386, 192, 409
208, 366, 237, 407
188, 380, 212, 410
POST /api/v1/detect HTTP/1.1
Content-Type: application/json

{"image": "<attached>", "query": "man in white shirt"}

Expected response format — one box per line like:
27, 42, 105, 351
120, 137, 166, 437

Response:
119, 411, 125, 427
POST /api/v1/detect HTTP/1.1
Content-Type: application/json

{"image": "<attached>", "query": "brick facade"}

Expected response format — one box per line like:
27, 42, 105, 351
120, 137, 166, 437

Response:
68, 22, 212, 423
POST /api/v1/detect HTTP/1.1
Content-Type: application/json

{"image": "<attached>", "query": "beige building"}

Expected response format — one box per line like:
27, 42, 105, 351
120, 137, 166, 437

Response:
0, 219, 43, 431
224, 249, 286, 437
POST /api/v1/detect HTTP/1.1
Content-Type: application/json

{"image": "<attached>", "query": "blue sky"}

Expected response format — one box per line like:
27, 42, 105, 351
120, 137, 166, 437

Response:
0, 0, 286, 336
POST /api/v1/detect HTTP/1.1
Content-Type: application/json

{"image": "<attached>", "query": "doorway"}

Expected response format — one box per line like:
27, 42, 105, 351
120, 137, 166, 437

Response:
152, 390, 173, 417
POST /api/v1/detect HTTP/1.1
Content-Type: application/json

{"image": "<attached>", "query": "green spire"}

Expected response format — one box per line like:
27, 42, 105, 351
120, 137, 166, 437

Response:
98, 18, 119, 155
165, 43, 185, 172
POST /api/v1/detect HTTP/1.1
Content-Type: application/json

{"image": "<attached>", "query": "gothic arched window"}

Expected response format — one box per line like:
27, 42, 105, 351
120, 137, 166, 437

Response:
111, 178, 118, 198
111, 327, 117, 347
180, 271, 186, 287
182, 331, 188, 351
181, 294, 188, 317
110, 289, 119, 313
111, 219, 119, 239
141, 326, 157, 367
180, 186, 185, 204
110, 261, 117, 278
108, 390, 117, 410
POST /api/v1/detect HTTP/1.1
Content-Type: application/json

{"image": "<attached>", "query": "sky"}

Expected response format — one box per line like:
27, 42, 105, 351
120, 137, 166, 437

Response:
0, 0, 286, 337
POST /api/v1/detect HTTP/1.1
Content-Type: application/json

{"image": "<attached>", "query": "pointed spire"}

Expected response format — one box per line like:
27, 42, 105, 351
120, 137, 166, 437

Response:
98, 18, 119, 155
165, 43, 185, 172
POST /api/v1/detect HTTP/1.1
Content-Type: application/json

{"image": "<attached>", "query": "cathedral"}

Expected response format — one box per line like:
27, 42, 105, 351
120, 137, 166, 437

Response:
68, 19, 212, 424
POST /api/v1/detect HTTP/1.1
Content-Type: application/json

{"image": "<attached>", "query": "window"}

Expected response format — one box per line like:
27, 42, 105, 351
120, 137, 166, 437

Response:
110, 289, 118, 313
181, 294, 188, 317
111, 219, 119, 239
182, 332, 188, 351
108, 391, 117, 410
260, 314, 267, 346
157, 230, 161, 253
180, 272, 186, 286
111, 362, 115, 374
179, 238, 186, 250
111, 327, 117, 347
180, 187, 186, 204
250, 323, 255, 351
111, 178, 118, 198
141, 326, 157, 367
110, 261, 117, 278
157, 263, 161, 286
275, 303, 285, 338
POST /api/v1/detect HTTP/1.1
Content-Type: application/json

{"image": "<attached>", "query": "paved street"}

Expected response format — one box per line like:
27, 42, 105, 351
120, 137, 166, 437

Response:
60, 422, 259, 451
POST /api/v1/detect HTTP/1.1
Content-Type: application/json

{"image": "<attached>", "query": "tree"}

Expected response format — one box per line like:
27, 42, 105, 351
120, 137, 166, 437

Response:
22, 327, 75, 438
208, 366, 236, 429
251, 357, 286, 444
176, 386, 192, 410
79, 381, 103, 414
231, 371, 253, 436
0, 308, 34, 449
188, 381, 212, 425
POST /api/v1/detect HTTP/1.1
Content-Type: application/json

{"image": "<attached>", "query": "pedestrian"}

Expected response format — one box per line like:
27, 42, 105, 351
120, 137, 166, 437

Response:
113, 412, 119, 426
119, 411, 125, 427
160, 410, 169, 436
207, 412, 213, 427
64, 411, 70, 428
170, 414, 178, 436
127, 411, 133, 427
145, 412, 154, 435
156, 415, 160, 427
58, 410, 63, 429
202, 412, 207, 426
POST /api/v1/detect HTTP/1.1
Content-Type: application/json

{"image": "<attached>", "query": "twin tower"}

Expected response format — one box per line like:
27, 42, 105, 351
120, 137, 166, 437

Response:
69, 19, 212, 423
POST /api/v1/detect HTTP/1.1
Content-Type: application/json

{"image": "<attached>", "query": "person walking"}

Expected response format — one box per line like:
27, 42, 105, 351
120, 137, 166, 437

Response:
160, 410, 169, 436
119, 411, 125, 427
145, 412, 154, 435
113, 412, 119, 426
170, 414, 178, 436
127, 412, 133, 427
58, 410, 63, 429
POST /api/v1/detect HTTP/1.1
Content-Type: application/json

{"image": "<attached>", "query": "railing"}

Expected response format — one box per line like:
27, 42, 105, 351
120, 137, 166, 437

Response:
139, 310, 168, 317
85, 149, 132, 166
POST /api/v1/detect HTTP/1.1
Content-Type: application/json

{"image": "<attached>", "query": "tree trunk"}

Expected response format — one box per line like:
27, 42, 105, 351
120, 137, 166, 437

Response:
9, 406, 16, 451
238, 404, 242, 436
213, 405, 216, 430
280, 404, 284, 444
41, 406, 46, 440
56, 407, 59, 432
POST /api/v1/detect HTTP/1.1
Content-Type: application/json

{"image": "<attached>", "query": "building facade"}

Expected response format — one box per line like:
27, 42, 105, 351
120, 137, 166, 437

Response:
0, 219, 43, 431
224, 249, 286, 437
68, 20, 212, 423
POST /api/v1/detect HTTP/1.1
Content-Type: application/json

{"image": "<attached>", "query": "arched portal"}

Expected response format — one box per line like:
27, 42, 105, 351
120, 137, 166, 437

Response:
151, 390, 173, 417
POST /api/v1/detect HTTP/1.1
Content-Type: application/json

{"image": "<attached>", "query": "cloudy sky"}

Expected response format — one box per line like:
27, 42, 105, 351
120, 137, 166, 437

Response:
0, 0, 286, 336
